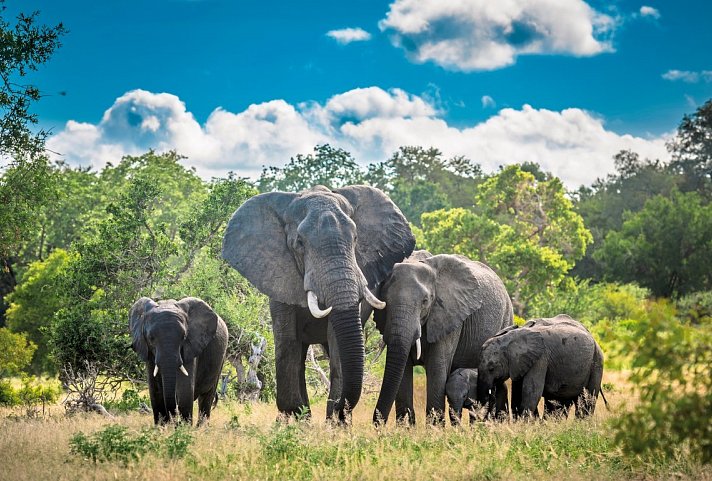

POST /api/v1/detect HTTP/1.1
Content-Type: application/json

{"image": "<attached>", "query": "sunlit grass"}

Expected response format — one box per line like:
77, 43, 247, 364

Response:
0, 372, 709, 481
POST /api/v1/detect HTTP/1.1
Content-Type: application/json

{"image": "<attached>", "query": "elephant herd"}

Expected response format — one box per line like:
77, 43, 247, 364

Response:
128, 185, 606, 426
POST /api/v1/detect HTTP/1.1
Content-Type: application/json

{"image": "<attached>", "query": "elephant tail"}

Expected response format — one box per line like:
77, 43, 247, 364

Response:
599, 387, 610, 410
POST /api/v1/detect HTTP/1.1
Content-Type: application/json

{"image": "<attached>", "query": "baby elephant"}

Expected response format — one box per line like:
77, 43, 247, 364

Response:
129, 297, 228, 425
478, 315, 604, 419
446, 368, 479, 425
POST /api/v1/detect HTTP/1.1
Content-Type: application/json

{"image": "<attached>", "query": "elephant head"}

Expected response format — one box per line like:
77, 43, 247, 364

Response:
222, 185, 414, 416
477, 327, 545, 410
446, 368, 478, 423
129, 297, 220, 419
373, 253, 485, 423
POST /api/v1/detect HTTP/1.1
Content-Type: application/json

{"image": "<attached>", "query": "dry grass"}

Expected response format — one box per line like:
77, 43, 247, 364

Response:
1, 371, 709, 481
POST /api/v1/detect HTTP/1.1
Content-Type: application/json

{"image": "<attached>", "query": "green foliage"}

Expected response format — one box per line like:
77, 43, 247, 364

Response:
613, 303, 712, 464
258, 144, 364, 192
595, 190, 712, 297
668, 99, 712, 196
419, 165, 591, 315
0, 327, 35, 376
70, 424, 194, 464
5, 248, 72, 372
0, 379, 18, 405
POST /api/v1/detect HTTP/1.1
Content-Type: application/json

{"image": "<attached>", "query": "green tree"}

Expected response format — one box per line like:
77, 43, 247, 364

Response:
595, 190, 712, 297
5, 249, 72, 373
573, 150, 679, 279
0, 327, 36, 376
668, 99, 712, 196
419, 165, 591, 315
0, 3, 66, 325
258, 144, 364, 192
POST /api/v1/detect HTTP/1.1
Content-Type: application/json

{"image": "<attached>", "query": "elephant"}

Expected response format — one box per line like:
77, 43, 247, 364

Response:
445, 368, 480, 425
373, 251, 513, 425
222, 185, 415, 421
129, 297, 228, 425
477, 314, 605, 419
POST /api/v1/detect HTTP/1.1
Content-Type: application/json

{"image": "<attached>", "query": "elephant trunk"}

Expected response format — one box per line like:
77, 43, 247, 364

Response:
476, 379, 495, 416
328, 306, 364, 421
160, 364, 178, 422
373, 335, 410, 424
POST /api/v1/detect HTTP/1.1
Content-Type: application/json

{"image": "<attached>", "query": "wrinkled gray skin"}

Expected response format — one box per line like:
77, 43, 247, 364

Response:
373, 252, 513, 425
222, 185, 414, 421
129, 297, 228, 425
445, 368, 481, 425
478, 314, 604, 419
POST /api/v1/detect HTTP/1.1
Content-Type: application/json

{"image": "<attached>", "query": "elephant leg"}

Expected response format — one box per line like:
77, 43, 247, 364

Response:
578, 349, 604, 418
395, 357, 415, 425
176, 360, 195, 424
271, 303, 309, 417
544, 398, 569, 419
494, 381, 509, 420
326, 324, 342, 421
147, 362, 167, 425
196, 390, 216, 426
519, 359, 547, 419
424, 330, 460, 425
511, 379, 523, 419
298, 343, 311, 419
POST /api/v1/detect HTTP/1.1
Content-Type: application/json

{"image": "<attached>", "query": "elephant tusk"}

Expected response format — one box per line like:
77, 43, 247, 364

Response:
488, 389, 492, 395
307, 291, 332, 318
179, 365, 189, 376
153, 365, 159, 377
415, 338, 422, 360
362, 285, 386, 310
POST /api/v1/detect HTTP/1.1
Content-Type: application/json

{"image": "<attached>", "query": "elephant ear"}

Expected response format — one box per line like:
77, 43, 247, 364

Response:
177, 297, 220, 362
222, 192, 306, 306
506, 329, 546, 380
424, 255, 484, 344
333, 186, 415, 289
129, 297, 157, 362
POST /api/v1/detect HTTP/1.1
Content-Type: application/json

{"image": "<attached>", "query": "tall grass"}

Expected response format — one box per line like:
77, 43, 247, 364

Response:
0, 373, 709, 481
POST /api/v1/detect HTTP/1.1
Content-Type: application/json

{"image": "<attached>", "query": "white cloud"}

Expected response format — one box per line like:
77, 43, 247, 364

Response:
481, 95, 496, 109
326, 27, 371, 45
639, 6, 660, 19
46, 87, 669, 187
662, 69, 712, 83
378, 0, 617, 71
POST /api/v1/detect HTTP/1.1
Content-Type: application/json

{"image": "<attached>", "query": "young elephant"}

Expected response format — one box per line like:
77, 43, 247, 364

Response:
129, 297, 228, 425
445, 368, 481, 425
478, 315, 604, 419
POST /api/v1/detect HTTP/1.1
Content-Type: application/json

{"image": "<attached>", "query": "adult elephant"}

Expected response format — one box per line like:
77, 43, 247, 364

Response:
373, 252, 513, 425
222, 185, 414, 421
477, 316, 605, 419
129, 297, 228, 425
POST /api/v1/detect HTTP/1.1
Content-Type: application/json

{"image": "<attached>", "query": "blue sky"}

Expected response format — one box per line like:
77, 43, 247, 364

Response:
14, 0, 712, 186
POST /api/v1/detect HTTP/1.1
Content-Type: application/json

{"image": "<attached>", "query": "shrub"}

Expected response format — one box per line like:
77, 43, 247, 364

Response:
612, 301, 712, 463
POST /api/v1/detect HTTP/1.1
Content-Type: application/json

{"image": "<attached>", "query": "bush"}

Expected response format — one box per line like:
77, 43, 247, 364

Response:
69, 424, 194, 465
103, 388, 150, 413
612, 301, 712, 464
0, 379, 19, 406
0, 328, 37, 377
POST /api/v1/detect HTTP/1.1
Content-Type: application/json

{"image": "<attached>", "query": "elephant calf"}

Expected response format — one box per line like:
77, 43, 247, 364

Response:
446, 368, 479, 425
129, 297, 228, 425
478, 314, 605, 419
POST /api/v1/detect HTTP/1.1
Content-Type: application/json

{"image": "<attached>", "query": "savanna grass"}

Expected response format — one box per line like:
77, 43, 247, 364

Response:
0, 372, 709, 481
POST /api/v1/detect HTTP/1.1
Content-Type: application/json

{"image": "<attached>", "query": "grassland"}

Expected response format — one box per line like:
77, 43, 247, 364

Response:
0, 372, 709, 481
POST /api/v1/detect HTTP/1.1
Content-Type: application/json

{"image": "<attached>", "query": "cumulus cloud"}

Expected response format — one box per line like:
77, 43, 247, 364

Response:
47, 87, 668, 187
639, 6, 661, 19
378, 0, 617, 71
326, 27, 371, 44
481, 95, 496, 109
662, 69, 712, 83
